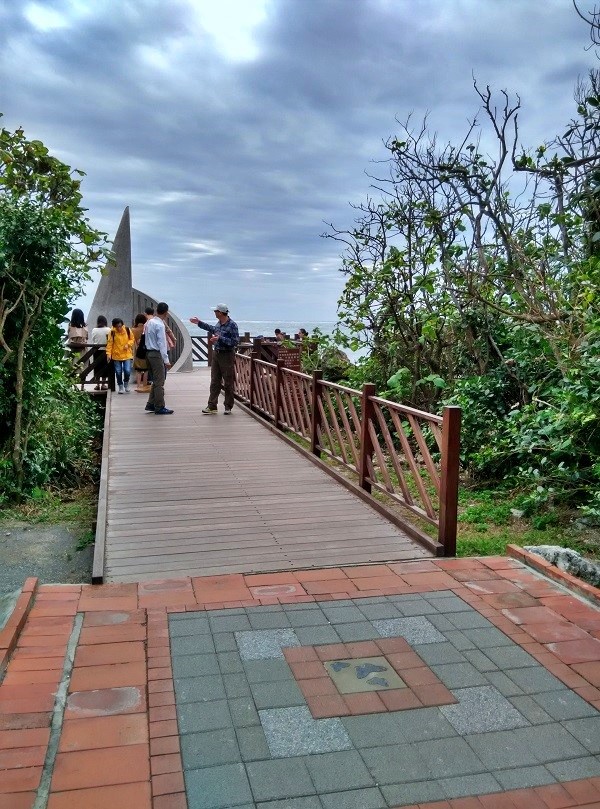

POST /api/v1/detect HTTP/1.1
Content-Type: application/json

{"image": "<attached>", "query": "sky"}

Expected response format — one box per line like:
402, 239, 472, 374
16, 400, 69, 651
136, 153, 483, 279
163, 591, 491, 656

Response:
0, 0, 596, 323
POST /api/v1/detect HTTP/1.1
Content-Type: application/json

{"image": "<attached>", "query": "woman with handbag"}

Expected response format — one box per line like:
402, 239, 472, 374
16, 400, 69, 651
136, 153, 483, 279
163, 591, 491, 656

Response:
132, 313, 150, 392
66, 308, 88, 351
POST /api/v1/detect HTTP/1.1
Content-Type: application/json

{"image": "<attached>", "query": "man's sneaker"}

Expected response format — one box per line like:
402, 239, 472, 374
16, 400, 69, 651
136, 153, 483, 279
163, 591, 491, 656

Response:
202, 407, 218, 414
124, 385, 131, 393
118, 385, 124, 394
155, 407, 174, 415
224, 408, 232, 415
144, 404, 155, 412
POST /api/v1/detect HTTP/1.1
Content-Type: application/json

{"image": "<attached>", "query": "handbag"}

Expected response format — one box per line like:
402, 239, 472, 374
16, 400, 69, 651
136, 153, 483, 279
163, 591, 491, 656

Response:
136, 333, 147, 359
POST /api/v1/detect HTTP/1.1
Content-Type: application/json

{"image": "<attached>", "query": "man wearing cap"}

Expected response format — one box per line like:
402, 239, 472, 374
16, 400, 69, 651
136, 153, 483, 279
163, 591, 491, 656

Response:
190, 304, 239, 415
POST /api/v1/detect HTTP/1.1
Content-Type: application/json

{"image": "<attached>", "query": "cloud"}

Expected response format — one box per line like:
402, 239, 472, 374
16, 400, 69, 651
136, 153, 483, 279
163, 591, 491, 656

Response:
1, 0, 596, 321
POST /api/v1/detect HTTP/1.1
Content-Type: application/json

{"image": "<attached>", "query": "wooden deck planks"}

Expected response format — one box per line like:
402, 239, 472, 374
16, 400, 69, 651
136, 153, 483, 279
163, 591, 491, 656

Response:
101, 369, 433, 581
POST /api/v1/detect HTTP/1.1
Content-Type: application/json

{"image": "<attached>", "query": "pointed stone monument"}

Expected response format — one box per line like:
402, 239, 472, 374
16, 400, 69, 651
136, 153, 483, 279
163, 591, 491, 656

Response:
88, 207, 133, 328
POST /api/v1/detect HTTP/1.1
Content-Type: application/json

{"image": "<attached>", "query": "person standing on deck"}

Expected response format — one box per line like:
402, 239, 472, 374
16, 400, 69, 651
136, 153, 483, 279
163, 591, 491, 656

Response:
190, 304, 239, 415
144, 302, 173, 415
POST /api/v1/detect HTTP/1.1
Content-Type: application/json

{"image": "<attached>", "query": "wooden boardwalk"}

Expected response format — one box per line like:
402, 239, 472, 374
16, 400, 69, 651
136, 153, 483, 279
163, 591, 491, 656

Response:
100, 370, 433, 582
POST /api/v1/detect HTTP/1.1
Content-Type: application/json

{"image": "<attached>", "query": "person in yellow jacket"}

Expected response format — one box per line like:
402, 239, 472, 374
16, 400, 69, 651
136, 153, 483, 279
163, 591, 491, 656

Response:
106, 318, 135, 393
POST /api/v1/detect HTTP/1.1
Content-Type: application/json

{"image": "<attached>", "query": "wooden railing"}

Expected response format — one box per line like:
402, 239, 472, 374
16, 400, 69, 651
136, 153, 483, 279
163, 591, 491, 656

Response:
190, 334, 286, 366
68, 345, 116, 393
233, 353, 461, 556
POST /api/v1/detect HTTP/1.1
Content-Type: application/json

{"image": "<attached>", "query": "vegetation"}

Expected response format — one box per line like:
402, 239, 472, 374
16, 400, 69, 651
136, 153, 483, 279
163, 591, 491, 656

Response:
326, 22, 600, 533
0, 118, 109, 501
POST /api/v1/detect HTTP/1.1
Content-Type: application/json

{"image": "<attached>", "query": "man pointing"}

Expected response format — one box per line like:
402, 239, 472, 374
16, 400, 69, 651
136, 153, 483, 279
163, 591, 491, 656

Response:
190, 304, 239, 415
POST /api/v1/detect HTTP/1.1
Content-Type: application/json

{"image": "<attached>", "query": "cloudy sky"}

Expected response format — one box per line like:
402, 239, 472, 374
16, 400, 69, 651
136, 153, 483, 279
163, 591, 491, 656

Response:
1, 0, 595, 323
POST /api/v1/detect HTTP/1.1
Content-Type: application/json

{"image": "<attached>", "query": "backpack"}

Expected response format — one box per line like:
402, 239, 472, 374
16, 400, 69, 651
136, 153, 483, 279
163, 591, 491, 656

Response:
136, 333, 147, 359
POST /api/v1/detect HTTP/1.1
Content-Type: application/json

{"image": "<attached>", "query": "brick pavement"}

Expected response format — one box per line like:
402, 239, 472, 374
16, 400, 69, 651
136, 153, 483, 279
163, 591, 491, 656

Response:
0, 556, 599, 808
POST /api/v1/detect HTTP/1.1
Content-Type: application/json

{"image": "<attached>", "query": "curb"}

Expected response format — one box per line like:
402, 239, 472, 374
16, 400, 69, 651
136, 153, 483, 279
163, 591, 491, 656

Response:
0, 576, 38, 678
507, 544, 600, 606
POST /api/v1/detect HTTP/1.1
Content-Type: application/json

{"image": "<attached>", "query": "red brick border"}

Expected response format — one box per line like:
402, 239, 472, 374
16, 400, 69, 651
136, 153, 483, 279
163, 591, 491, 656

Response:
0, 577, 38, 679
508, 544, 600, 607
283, 640, 455, 717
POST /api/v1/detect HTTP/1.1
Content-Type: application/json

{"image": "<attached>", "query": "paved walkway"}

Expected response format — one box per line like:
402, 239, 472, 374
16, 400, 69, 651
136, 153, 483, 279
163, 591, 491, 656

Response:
1, 558, 600, 808
101, 370, 430, 582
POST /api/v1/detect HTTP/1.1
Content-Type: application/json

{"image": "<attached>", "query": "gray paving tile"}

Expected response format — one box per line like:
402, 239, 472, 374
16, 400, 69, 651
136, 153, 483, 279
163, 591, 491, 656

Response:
185, 762, 253, 808
180, 727, 240, 769
243, 659, 293, 683
481, 645, 537, 669
218, 651, 245, 674
335, 622, 380, 642
463, 649, 498, 672
485, 670, 525, 697
260, 706, 352, 757
508, 695, 553, 725
283, 602, 321, 611
172, 653, 220, 679
178, 699, 232, 734
373, 616, 445, 644
546, 756, 600, 780
412, 642, 465, 665
321, 605, 366, 623
415, 736, 485, 778
246, 758, 315, 802
169, 617, 211, 636
207, 608, 247, 617
360, 744, 432, 784
423, 594, 471, 612
171, 634, 216, 657
248, 611, 292, 630
174, 675, 226, 704
223, 673, 252, 699
564, 716, 600, 753
504, 666, 565, 694
357, 603, 402, 621
494, 766, 556, 791
287, 610, 331, 628
251, 679, 304, 709
305, 750, 375, 792
236, 629, 301, 660
353, 597, 388, 605
513, 724, 589, 762
395, 598, 439, 617
214, 632, 238, 652
426, 614, 456, 632
342, 713, 405, 748
228, 696, 260, 727
440, 686, 528, 733
380, 780, 446, 807
236, 725, 272, 762
394, 707, 458, 742
320, 787, 385, 809
444, 630, 476, 651
461, 627, 513, 648
438, 773, 501, 799
532, 689, 599, 721
387, 594, 426, 605
446, 611, 493, 630
210, 614, 253, 632
430, 662, 488, 689
295, 626, 341, 645
257, 798, 322, 809
464, 729, 541, 769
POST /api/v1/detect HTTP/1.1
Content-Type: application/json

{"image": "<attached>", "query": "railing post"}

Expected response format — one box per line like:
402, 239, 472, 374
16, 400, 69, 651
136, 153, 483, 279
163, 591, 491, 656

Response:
207, 337, 213, 367
358, 383, 376, 493
310, 370, 323, 457
438, 405, 461, 557
274, 359, 284, 430
249, 350, 259, 411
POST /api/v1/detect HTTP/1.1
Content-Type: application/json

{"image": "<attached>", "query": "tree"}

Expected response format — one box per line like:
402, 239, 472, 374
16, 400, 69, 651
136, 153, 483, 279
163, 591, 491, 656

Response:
0, 118, 109, 494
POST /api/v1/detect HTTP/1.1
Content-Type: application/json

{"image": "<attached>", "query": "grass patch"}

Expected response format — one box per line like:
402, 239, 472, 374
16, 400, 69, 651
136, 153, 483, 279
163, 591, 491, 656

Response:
1, 485, 96, 531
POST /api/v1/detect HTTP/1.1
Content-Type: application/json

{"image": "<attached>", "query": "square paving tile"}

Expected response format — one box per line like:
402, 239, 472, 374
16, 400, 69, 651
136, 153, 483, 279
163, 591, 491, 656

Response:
324, 657, 406, 694
440, 686, 528, 733
373, 617, 446, 644
185, 762, 253, 808
235, 629, 300, 660
259, 705, 352, 757
245, 758, 315, 802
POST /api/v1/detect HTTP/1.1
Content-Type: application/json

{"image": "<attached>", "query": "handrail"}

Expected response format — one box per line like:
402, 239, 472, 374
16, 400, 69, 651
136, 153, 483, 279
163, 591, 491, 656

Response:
233, 352, 461, 556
